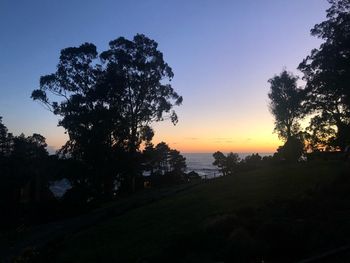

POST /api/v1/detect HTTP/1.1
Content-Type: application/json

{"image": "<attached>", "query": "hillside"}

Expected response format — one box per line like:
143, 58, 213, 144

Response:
51, 161, 350, 262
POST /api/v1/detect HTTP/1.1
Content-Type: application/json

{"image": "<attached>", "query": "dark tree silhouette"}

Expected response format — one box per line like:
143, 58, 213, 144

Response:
0, 116, 12, 156
142, 142, 157, 175
274, 136, 304, 162
225, 152, 240, 175
31, 34, 182, 194
142, 142, 186, 187
99, 35, 182, 153
268, 71, 305, 162
168, 149, 187, 173
268, 70, 303, 141
0, 117, 7, 151
213, 151, 240, 176
12, 133, 48, 160
244, 153, 262, 165
154, 142, 171, 174
0, 118, 50, 215
298, 0, 350, 150
142, 142, 186, 176
213, 151, 228, 176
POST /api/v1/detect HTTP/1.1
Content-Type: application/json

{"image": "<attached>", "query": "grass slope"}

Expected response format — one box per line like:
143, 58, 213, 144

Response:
55, 161, 349, 262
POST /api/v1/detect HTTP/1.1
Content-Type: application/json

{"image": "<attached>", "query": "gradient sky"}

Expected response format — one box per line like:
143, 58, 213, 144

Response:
0, 0, 329, 153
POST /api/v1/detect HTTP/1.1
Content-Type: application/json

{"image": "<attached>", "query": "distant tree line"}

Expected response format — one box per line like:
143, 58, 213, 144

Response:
212, 152, 273, 176
0, 117, 49, 202
0, 117, 52, 225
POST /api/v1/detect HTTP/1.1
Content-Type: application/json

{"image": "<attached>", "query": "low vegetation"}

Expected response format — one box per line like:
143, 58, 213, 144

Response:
46, 161, 349, 262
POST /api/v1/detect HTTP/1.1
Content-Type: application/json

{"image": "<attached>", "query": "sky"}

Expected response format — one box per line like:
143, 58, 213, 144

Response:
0, 0, 330, 153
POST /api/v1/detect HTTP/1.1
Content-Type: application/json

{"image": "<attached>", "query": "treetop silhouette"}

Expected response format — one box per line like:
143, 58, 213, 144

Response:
298, 0, 350, 150
268, 70, 303, 142
31, 34, 183, 193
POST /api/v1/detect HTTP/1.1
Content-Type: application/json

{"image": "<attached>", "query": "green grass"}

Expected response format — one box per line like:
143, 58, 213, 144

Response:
54, 161, 349, 262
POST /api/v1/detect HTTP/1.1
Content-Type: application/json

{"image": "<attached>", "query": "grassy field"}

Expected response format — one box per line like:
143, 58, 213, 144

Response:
53, 161, 350, 262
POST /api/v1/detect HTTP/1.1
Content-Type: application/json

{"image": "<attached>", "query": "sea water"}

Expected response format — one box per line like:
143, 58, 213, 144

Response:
183, 153, 273, 178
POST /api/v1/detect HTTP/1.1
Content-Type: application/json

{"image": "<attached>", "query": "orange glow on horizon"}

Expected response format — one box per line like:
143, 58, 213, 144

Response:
45, 117, 283, 154
47, 133, 282, 154
151, 139, 281, 154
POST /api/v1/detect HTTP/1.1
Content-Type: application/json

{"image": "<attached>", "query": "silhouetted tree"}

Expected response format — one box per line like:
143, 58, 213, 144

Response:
275, 136, 304, 162
142, 142, 157, 175
225, 152, 240, 175
9, 133, 49, 189
168, 149, 187, 173
31, 34, 182, 194
268, 71, 305, 162
244, 153, 262, 165
304, 114, 343, 151
12, 133, 48, 160
0, 116, 12, 156
298, 0, 350, 150
143, 142, 186, 176
142, 142, 186, 187
99, 35, 182, 153
154, 142, 171, 174
213, 151, 228, 176
213, 152, 240, 176
0, 121, 50, 211
0, 116, 7, 155
268, 70, 303, 141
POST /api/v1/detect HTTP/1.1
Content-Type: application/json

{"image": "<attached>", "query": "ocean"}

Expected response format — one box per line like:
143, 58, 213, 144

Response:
183, 153, 273, 178
183, 153, 219, 178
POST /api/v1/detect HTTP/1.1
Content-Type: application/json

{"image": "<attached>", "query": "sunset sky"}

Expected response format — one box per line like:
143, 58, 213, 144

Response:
0, 0, 329, 153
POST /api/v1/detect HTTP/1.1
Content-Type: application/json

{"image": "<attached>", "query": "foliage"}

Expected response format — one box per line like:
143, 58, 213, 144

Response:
143, 142, 186, 176
274, 136, 305, 162
225, 152, 241, 175
213, 151, 229, 176
154, 142, 171, 174
11, 133, 48, 160
168, 149, 187, 173
0, 116, 13, 157
299, 0, 350, 107
0, 118, 54, 228
304, 114, 339, 151
268, 70, 303, 141
243, 153, 262, 165
213, 151, 240, 176
298, 0, 350, 150
212, 152, 275, 175
31, 34, 183, 193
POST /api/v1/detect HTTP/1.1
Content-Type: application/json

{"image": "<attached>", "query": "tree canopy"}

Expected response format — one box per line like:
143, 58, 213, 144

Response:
0, 116, 12, 157
298, 0, 350, 150
143, 142, 186, 176
213, 151, 240, 176
268, 70, 303, 141
31, 34, 183, 193
32, 34, 182, 157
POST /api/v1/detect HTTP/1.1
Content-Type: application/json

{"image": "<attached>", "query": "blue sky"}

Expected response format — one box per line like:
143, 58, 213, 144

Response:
0, 0, 329, 152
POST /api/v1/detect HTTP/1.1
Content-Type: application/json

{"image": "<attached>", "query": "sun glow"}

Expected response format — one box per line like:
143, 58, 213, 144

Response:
151, 117, 282, 153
